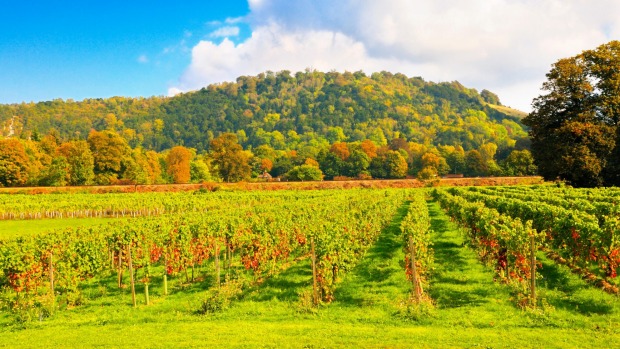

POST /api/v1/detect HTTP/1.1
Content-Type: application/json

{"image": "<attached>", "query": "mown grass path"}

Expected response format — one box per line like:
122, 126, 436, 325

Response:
426, 201, 522, 328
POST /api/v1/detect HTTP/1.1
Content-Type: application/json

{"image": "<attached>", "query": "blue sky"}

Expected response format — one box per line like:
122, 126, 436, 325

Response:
0, 0, 250, 103
1, 1, 618, 111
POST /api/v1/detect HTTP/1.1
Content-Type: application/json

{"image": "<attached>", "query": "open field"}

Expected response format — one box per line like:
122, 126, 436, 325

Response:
0, 217, 116, 240
0, 186, 618, 348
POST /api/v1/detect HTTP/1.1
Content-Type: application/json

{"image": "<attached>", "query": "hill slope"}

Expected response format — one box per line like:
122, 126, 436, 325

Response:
0, 71, 528, 154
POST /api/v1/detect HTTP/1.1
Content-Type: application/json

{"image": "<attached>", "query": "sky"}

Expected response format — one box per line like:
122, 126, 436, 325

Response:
1, 1, 618, 112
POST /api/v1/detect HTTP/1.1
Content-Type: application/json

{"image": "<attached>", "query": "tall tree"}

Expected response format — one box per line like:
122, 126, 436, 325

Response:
87, 130, 131, 184
209, 133, 251, 182
0, 138, 29, 186
523, 40, 620, 187
58, 140, 95, 185
166, 146, 192, 184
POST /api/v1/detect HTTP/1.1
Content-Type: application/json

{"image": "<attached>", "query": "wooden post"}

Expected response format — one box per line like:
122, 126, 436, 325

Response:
215, 242, 221, 288
530, 235, 536, 306
227, 243, 232, 271
49, 251, 55, 296
409, 235, 422, 302
128, 244, 136, 308
117, 249, 123, 288
311, 237, 319, 305
163, 257, 168, 296
144, 284, 150, 306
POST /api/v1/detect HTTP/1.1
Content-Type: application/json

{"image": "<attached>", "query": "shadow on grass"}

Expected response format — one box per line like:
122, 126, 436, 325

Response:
240, 261, 312, 302
78, 264, 218, 308
537, 255, 614, 315
427, 202, 492, 309
334, 201, 411, 307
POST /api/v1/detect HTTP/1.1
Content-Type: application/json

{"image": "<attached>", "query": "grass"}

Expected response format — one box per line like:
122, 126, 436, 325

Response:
0, 200, 619, 348
0, 217, 120, 240
485, 102, 528, 119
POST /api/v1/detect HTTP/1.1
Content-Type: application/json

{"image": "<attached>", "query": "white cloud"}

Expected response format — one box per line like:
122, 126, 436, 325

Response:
225, 17, 245, 25
209, 26, 241, 38
171, 0, 620, 111
137, 55, 149, 64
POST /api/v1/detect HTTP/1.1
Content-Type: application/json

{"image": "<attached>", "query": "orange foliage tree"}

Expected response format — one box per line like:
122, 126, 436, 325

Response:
330, 142, 350, 161
166, 146, 192, 184
0, 138, 29, 186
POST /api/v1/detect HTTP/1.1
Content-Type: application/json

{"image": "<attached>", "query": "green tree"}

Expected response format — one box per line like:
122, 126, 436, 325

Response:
369, 150, 408, 179
345, 149, 371, 177
523, 40, 620, 187
38, 156, 68, 186
58, 140, 95, 185
285, 164, 323, 181
190, 159, 212, 183
502, 150, 537, 176
464, 150, 487, 176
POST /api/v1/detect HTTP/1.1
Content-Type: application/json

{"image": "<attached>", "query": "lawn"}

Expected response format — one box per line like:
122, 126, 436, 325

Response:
0, 217, 118, 240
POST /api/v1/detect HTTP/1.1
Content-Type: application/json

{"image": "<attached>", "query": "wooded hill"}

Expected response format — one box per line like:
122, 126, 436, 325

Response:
0, 70, 527, 155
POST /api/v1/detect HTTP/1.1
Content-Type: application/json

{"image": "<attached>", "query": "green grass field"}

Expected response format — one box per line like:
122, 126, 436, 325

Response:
0, 201, 618, 348
0, 217, 118, 240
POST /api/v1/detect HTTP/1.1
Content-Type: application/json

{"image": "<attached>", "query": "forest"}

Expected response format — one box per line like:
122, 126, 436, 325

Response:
0, 71, 536, 186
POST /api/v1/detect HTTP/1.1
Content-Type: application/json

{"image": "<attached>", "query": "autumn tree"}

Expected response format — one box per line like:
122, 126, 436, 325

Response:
87, 129, 131, 184
145, 151, 163, 184
166, 146, 192, 184
209, 133, 251, 182
360, 140, 378, 158
330, 142, 350, 161
523, 40, 620, 187
123, 148, 151, 184
0, 138, 29, 186
369, 150, 408, 179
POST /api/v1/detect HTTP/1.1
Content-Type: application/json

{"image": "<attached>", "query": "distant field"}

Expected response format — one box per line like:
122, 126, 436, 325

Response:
0, 217, 117, 240
0, 176, 543, 194
486, 103, 528, 118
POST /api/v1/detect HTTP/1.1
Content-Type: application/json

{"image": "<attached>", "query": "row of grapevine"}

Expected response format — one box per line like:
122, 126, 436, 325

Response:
471, 186, 619, 221
0, 189, 407, 316
433, 189, 541, 305
448, 187, 620, 281
399, 192, 432, 302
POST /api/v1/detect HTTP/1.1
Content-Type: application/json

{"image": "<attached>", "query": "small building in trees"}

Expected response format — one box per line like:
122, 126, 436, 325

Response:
257, 171, 273, 181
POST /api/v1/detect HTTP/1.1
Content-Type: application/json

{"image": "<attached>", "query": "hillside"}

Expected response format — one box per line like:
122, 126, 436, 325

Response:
0, 71, 528, 154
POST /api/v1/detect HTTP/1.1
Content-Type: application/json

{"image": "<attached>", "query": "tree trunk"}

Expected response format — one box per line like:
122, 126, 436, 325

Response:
49, 251, 55, 297
215, 242, 221, 288
117, 249, 124, 288
163, 258, 168, 296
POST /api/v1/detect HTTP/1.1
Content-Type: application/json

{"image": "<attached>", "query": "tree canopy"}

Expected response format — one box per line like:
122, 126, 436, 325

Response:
523, 40, 620, 187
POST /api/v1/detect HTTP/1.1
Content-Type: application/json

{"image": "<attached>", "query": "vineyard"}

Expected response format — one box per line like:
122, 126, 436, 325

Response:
0, 186, 619, 348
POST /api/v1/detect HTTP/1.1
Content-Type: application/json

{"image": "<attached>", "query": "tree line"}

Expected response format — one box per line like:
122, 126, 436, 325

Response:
0, 127, 536, 187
